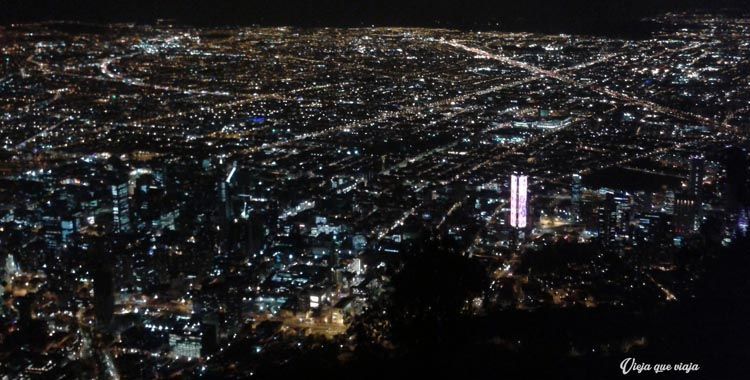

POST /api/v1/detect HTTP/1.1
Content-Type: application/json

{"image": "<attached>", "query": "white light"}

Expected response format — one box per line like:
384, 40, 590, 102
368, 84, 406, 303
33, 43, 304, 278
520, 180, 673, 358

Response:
225, 165, 237, 183
510, 174, 528, 228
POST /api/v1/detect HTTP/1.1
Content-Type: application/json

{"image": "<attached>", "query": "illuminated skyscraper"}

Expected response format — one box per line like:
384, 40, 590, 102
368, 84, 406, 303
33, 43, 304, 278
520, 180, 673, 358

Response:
598, 192, 617, 248
674, 194, 699, 234
738, 208, 749, 237
571, 173, 582, 221
221, 161, 238, 221
613, 191, 631, 235
679, 155, 705, 234
688, 155, 705, 201
510, 174, 528, 228
111, 182, 131, 234
3, 254, 19, 283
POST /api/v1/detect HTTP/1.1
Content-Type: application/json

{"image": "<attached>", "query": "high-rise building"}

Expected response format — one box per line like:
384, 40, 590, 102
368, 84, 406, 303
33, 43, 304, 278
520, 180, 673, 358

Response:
3, 254, 19, 283
737, 208, 749, 237
674, 194, 699, 234
60, 219, 75, 246
571, 173, 582, 221
598, 193, 617, 248
664, 191, 675, 214
201, 313, 220, 357
111, 182, 131, 234
688, 155, 705, 201
724, 147, 749, 212
668, 156, 704, 236
613, 191, 631, 236
93, 264, 114, 326
42, 214, 62, 252
170, 334, 202, 359
635, 212, 673, 246
510, 174, 528, 228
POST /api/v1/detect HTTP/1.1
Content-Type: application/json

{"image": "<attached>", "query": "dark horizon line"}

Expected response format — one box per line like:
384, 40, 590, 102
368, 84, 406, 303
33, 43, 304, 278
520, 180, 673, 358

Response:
2, 1, 748, 30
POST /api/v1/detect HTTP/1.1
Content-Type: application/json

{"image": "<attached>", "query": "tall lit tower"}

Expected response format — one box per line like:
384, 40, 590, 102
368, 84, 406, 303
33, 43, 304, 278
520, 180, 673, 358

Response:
111, 182, 131, 234
598, 192, 617, 248
571, 173, 582, 222
510, 173, 528, 228
221, 161, 237, 221
3, 254, 19, 283
688, 155, 705, 201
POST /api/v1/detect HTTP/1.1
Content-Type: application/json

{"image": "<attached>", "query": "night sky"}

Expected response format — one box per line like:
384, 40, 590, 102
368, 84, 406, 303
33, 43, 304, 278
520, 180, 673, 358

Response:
2, 1, 748, 35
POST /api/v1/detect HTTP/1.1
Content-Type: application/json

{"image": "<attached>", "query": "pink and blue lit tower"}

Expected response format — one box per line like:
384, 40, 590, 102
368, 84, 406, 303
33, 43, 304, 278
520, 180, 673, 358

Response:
510, 173, 528, 229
